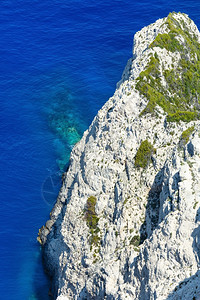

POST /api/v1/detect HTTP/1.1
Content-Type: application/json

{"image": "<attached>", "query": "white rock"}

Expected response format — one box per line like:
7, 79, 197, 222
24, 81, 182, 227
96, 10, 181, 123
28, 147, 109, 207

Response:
39, 12, 200, 300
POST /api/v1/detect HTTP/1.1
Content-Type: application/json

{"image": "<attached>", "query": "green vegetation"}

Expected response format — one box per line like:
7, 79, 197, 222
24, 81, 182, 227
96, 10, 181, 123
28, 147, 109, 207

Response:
136, 12, 200, 122
135, 140, 156, 168
123, 197, 129, 205
85, 196, 100, 247
167, 112, 199, 122
193, 201, 198, 209
85, 196, 98, 228
150, 32, 183, 52
130, 235, 140, 247
180, 126, 194, 146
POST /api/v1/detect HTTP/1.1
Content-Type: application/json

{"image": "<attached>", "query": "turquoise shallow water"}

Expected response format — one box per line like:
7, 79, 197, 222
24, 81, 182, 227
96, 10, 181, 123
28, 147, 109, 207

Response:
1, 1, 200, 299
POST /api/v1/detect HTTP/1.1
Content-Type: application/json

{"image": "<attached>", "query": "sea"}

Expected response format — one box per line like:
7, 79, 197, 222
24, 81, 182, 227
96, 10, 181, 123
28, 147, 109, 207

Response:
0, 0, 200, 299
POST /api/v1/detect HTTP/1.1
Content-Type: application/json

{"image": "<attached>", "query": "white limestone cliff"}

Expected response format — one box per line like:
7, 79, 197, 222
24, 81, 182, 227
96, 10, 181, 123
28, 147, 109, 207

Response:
39, 12, 200, 299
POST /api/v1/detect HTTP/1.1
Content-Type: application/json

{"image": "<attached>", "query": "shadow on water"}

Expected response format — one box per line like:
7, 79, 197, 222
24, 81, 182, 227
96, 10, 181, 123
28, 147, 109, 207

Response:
31, 246, 53, 300
32, 169, 66, 299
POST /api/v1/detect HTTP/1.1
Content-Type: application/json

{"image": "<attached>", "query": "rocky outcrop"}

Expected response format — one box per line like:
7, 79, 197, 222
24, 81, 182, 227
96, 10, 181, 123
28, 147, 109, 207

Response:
39, 12, 200, 299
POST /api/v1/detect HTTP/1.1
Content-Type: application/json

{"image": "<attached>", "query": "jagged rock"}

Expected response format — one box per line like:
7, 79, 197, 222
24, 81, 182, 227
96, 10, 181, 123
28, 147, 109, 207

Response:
39, 12, 200, 299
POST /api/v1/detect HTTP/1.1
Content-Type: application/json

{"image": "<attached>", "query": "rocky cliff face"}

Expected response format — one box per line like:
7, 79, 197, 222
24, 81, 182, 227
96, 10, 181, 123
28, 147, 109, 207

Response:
39, 12, 200, 299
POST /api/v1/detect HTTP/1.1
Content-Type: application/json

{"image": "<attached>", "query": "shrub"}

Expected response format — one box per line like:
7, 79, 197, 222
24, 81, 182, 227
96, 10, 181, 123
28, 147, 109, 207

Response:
167, 112, 198, 122
135, 140, 156, 169
85, 196, 99, 229
136, 12, 200, 122
130, 235, 140, 247
85, 196, 100, 247
150, 32, 183, 52
180, 126, 194, 146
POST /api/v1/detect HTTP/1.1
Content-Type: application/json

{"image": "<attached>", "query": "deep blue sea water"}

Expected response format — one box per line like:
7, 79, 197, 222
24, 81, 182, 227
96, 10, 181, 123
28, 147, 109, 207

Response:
1, 1, 200, 299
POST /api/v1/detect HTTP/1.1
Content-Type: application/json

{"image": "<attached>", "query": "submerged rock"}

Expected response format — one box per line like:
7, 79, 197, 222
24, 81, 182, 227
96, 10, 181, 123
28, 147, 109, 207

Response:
39, 12, 200, 299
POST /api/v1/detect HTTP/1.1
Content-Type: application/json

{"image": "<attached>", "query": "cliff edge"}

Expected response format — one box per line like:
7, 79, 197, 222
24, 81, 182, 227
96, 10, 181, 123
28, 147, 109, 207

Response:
39, 12, 200, 299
